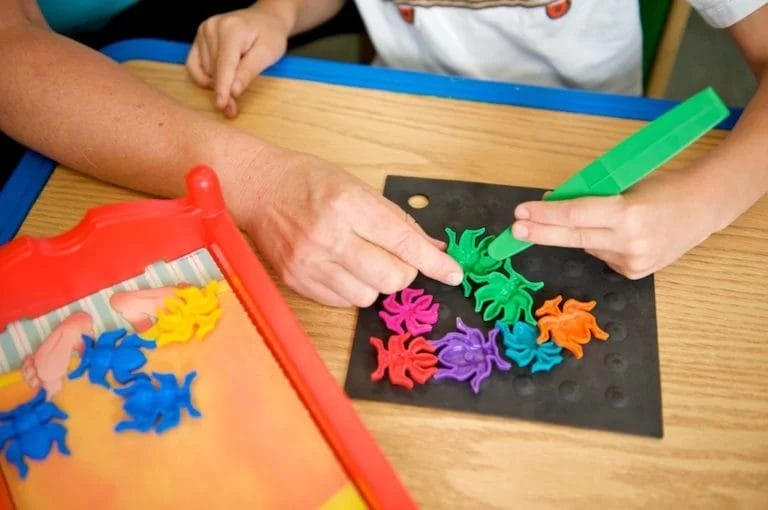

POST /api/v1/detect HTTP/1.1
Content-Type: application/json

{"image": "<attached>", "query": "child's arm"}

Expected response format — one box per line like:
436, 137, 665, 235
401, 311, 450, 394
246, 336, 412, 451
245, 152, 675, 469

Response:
0, 0, 462, 306
507, 5, 768, 279
186, 0, 346, 118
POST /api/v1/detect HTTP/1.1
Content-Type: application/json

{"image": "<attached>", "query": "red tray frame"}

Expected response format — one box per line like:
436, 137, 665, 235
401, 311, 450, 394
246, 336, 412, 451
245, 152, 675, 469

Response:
0, 165, 415, 510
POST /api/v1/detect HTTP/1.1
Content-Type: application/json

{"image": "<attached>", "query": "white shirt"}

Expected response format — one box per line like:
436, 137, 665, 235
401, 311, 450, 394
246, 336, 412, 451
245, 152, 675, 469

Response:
354, 0, 766, 95
689, 0, 767, 27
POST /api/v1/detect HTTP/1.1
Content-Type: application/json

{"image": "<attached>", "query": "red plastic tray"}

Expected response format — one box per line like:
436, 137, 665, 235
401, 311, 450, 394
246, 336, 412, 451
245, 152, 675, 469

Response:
0, 165, 414, 510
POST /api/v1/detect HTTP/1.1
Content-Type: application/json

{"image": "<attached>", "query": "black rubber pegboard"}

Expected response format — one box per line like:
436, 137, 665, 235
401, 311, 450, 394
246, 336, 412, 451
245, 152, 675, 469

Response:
344, 176, 663, 437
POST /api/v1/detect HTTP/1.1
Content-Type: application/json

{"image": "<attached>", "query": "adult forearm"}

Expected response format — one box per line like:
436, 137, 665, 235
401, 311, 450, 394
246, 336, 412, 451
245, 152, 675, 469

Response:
0, 26, 277, 220
254, 0, 347, 36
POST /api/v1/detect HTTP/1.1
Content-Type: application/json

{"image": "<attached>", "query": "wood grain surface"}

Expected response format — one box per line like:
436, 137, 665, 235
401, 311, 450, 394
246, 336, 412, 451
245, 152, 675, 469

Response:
16, 60, 768, 509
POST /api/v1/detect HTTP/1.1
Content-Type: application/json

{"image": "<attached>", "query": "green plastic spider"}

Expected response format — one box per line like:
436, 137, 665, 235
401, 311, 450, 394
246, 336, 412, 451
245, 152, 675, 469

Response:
445, 227, 502, 297
471, 259, 544, 324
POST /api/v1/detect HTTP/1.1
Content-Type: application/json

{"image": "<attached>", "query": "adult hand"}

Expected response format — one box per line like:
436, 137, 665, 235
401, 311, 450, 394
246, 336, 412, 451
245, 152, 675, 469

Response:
186, 5, 290, 118
509, 168, 725, 279
239, 150, 464, 307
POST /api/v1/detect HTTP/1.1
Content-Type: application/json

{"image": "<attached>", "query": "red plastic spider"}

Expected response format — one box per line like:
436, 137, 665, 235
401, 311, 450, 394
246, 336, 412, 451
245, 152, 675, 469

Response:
370, 333, 438, 390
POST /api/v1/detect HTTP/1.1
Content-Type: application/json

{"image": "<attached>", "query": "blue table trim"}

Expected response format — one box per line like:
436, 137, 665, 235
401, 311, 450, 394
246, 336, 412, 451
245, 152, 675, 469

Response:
0, 38, 742, 244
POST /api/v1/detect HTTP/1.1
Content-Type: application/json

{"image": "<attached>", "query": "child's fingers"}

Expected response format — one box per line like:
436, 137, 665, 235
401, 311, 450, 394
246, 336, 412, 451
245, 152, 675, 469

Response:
185, 42, 212, 88
214, 32, 255, 110
515, 196, 625, 228
511, 221, 616, 251
223, 97, 238, 119
233, 42, 280, 96
199, 36, 213, 78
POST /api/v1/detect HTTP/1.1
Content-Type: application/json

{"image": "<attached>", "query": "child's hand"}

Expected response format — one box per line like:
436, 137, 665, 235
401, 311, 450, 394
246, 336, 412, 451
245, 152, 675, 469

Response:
239, 149, 464, 307
186, 6, 291, 118
509, 168, 726, 279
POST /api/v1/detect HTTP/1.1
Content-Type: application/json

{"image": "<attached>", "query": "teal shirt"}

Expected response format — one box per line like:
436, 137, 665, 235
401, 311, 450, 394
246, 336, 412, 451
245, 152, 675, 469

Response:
38, 0, 141, 33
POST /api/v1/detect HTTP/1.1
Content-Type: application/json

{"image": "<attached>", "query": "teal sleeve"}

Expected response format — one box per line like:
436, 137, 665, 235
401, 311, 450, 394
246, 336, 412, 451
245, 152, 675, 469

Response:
37, 0, 141, 34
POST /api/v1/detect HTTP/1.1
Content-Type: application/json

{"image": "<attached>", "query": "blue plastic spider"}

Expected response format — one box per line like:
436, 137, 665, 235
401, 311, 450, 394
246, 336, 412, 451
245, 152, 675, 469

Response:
69, 328, 156, 388
0, 390, 70, 478
114, 371, 201, 434
497, 321, 564, 373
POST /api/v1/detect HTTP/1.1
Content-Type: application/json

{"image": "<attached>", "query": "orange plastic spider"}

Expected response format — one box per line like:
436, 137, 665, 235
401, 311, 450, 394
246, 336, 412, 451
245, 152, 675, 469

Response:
535, 295, 609, 359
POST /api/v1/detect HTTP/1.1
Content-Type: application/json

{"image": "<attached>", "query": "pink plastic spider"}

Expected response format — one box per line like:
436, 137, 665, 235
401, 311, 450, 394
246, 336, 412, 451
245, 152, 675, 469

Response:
378, 288, 439, 336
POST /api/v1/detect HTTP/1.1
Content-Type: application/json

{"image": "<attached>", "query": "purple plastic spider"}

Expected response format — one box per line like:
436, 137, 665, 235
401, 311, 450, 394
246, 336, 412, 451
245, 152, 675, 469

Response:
433, 317, 511, 394
378, 288, 439, 336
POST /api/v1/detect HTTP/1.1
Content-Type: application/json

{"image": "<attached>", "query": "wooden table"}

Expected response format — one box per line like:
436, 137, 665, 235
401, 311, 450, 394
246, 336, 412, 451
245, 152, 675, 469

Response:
14, 49, 768, 509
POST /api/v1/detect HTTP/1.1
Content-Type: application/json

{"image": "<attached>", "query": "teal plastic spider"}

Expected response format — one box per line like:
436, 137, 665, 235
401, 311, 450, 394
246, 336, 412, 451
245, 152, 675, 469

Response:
497, 321, 563, 373
445, 227, 502, 297
471, 259, 543, 324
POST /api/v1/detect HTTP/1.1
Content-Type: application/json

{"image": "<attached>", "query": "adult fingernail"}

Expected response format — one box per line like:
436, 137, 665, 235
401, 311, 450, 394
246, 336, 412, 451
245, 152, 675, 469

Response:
512, 223, 529, 239
516, 205, 530, 219
216, 94, 225, 107
447, 271, 463, 286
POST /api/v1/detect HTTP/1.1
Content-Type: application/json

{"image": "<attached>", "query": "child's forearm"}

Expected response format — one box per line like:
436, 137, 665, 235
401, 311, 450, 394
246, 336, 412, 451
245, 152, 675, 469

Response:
696, 9, 768, 231
0, 23, 282, 225
253, 0, 347, 36
697, 68, 768, 231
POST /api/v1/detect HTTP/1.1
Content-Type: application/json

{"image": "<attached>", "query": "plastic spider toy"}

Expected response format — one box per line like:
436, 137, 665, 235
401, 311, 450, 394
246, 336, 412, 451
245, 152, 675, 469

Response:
378, 288, 439, 336
370, 333, 438, 390
444, 227, 502, 297
114, 371, 201, 434
496, 321, 563, 373
0, 390, 70, 478
68, 328, 156, 389
433, 317, 511, 394
141, 282, 222, 348
535, 295, 609, 359
471, 258, 544, 324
